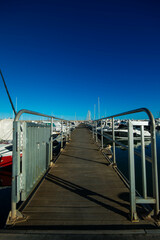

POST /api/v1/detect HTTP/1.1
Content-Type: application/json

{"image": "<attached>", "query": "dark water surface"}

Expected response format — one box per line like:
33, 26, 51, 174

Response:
106, 130, 160, 197
0, 165, 12, 228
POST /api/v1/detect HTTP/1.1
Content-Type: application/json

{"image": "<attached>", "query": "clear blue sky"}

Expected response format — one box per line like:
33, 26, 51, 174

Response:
0, 0, 160, 120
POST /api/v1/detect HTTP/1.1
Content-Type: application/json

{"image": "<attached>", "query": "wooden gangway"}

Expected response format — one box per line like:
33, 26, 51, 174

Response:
11, 124, 156, 230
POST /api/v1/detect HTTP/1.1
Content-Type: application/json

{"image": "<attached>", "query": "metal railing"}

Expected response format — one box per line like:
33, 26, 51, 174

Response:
89, 108, 159, 222
9, 109, 72, 223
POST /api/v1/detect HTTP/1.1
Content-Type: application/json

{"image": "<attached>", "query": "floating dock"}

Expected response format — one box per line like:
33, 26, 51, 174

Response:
1, 124, 159, 239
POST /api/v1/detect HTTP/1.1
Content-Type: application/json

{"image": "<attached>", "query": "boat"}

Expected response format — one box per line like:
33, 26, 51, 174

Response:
96, 119, 151, 140
103, 122, 151, 140
42, 121, 70, 134
0, 144, 13, 168
155, 118, 160, 130
0, 119, 13, 142
103, 128, 151, 140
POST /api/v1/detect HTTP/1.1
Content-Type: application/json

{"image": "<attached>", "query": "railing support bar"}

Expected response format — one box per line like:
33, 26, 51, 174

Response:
128, 120, 138, 222
11, 121, 20, 220
101, 120, 103, 149
151, 124, 159, 216
50, 117, 53, 162
141, 125, 147, 198
112, 117, 116, 165
67, 122, 70, 142
96, 121, 98, 142
92, 122, 94, 139
69, 122, 71, 140
61, 120, 63, 149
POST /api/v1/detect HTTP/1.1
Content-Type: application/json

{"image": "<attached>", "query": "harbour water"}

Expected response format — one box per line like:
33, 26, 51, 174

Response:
0, 166, 11, 228
0, 130, 160, 228
104, 130, 160, 197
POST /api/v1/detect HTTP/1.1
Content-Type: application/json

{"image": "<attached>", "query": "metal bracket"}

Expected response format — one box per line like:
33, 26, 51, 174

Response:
6, 210, 27, 226
17, 173, 24, 193
131, 212, 139, 223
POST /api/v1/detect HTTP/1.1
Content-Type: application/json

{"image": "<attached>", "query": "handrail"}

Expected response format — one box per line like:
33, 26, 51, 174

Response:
15, 109, 69, 122
90, 107, 159, 222
10, 109, 72, 223
95, 107, 155, 128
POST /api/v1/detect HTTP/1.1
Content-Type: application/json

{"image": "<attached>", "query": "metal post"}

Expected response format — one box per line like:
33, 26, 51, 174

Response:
66, 121, 69, 142
61, 120, 63, 149
96, 121, 98, 142
21, 122, 27, 201
112, 117, 116, 165
69, 122, 71, 140
128, 120, 138, 222
11, 121, 22, 220
141, 125, 147, 199
11, 121, 18, 220
150, 122, 159, 216
50, 117, 53, 162
92, 121, 94, 139
101, 120, 103, 149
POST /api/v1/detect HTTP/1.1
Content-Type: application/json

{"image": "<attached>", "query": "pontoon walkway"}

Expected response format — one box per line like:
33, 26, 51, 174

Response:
11, 124, 156, 229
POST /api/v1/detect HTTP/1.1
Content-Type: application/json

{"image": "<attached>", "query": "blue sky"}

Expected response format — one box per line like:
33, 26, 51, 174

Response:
0, 0, 160, 120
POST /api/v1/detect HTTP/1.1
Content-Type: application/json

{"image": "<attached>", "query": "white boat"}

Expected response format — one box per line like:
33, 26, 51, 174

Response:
42, 121, 68, 134
103, 128, 151, 140
53, 121, 78, 133
96, 120, 119, 131
0, 119, 13, 141
155, 118, 160, 130
0, 143, 13, 168
103, 120, 151, 140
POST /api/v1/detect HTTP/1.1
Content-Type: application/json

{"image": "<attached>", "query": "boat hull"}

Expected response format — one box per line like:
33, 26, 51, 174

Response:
0, 155, 12, 168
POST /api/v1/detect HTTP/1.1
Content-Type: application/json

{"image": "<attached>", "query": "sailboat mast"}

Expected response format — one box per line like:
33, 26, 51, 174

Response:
98, 97, 100, 119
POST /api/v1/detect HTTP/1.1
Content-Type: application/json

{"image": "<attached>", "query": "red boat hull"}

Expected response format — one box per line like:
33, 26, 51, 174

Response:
0, 155, 12, 168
